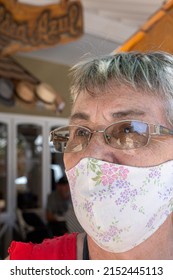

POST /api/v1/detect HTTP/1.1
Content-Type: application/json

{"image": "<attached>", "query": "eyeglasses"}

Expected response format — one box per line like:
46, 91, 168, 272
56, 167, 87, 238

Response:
50, 120, 173, 153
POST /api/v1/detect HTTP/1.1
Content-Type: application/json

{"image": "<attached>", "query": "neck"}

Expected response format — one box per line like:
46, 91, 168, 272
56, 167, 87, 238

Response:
87, 214, 173, 260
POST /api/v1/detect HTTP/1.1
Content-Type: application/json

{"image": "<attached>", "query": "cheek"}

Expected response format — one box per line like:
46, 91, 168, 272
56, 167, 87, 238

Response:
150, 138, 173, 161
63, 153, 81, 170
63, 150, 151, 169
130, 139, 173, 167
117, 143, 173, 167
63, 140, 173, 170
118, 149, 150, 167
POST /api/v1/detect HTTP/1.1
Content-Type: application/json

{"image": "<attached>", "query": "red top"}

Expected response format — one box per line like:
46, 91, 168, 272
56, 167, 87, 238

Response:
8, 233, 78, 260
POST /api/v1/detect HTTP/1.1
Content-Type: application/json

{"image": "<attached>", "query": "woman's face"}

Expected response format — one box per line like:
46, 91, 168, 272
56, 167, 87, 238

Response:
64, 85, 173, 170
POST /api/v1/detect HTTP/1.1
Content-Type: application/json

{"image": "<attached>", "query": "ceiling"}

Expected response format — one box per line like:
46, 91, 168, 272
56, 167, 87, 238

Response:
18, 0, 166, 66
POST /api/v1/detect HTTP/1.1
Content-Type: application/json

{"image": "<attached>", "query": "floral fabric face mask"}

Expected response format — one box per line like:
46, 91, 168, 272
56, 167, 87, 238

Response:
66, 157, 173, 253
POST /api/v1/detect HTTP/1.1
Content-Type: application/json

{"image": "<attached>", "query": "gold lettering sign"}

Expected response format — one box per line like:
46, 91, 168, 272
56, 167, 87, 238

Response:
0, 0, 83, 56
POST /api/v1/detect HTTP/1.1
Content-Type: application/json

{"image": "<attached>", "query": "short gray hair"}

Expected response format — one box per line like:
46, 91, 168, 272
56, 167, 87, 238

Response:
70, 51, 173, 125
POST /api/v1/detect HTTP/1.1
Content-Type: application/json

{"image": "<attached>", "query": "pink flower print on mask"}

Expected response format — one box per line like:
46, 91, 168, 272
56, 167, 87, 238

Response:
100, 163, 129, 186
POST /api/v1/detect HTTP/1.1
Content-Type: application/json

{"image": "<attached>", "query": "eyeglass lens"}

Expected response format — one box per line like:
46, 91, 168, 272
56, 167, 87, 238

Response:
105, 120, 149, 149
52, 126, 90, 153
51, 121, 149, 153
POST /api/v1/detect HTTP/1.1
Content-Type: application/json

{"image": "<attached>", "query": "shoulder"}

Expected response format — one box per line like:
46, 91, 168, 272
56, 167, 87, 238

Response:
8, 233, 78, 260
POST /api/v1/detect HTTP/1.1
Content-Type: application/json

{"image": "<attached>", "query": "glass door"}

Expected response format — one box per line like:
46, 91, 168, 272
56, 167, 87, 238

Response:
16, 124, 43, 210
0, 122, 8, 213
0, 113, 68, 258
0, 120, 12, 259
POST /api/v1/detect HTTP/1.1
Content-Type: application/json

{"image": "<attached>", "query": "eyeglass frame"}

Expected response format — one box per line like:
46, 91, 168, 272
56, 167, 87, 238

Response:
50, 119, 173, 153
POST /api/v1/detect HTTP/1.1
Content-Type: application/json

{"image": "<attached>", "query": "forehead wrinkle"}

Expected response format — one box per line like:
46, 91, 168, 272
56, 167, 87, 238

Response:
112, 109, 146, 119
70, 110, 146, 124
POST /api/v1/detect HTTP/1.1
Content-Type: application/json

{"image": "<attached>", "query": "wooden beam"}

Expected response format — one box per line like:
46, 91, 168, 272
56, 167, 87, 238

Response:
115, 0, 173, 54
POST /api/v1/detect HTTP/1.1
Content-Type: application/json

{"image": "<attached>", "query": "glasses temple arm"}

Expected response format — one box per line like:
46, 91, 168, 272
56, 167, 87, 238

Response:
151, 125, 173, 135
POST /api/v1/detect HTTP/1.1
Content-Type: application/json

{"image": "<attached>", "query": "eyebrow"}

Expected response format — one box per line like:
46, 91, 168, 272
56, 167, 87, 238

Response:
70, 109, 145, 122
70, 112, 90, 121
112, 109, 146, 118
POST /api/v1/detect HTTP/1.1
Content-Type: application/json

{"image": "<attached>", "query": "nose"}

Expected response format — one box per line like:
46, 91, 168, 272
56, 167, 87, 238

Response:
83, 131, 121, 164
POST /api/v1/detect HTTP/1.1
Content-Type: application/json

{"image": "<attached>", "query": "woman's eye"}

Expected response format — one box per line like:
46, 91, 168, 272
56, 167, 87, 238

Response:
115, 124, 134, 134
123, 126, 133, 133
75, 128, 89, 137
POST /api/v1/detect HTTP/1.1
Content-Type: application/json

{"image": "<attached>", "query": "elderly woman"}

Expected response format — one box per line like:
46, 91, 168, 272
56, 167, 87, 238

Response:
8, 51, 173, 259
